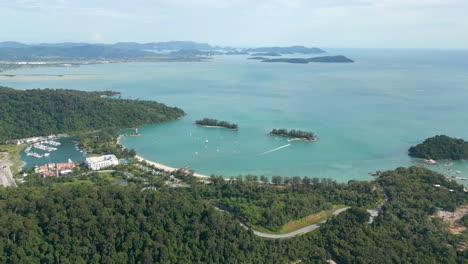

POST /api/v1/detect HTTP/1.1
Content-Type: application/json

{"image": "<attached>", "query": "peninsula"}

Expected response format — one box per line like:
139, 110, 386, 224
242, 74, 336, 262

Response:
195, 118, 239, 130
269, 129, 317, 142
0, 87, 185, 142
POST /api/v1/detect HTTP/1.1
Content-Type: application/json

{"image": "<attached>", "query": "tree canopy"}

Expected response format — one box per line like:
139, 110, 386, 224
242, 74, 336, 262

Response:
408, 135, 468, 160
0, 167, 467, 263
0, 87, 184, 142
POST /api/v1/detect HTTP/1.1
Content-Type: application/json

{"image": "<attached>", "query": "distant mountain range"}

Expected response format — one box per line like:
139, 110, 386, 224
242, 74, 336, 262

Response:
0, 41, 340, 64
0, 45, 156, 61
0, 41, 215, 51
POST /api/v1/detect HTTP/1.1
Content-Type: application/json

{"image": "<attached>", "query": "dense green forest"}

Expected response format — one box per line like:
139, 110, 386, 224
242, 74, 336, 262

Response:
409, 135, 468, 160
195, 118, 239, 130
269, 128, 317, 141
195, 176, 379, 231
0, 87, 184, 142
1, 166, 466, 263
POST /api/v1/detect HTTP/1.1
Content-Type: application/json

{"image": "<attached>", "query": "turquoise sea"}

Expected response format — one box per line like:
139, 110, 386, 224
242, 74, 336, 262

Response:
2, 49, 468, 184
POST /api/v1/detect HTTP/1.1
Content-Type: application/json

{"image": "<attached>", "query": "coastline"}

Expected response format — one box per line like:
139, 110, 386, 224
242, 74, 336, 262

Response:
118, 132, 210, 179
134, 155, 210, 179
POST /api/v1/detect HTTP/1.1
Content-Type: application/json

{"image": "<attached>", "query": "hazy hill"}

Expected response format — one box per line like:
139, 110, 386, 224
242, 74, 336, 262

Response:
0, 45, 156, 61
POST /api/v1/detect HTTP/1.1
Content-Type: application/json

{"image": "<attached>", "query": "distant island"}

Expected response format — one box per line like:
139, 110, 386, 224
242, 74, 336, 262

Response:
0, 41, 355, 72
408, 135, 468, 160
251, 52, 281, 57
245, 46, 325, 54
195, 118, 239, 130
269, 129, 317, 142
0, 87, 185, 142
262, 55, 354, 64
247, 57, 268, 60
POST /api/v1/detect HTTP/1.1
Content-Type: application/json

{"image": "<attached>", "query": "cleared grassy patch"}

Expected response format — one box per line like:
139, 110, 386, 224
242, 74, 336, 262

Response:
0, 144, 26, 173
254, 205, 348, 234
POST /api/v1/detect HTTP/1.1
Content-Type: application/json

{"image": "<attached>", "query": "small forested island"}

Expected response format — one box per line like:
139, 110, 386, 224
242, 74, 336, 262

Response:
195, 118, 239, 130
0, 87, 185, 142
269, 129, 317, 141
409, 135, 468, 160
262, 55, 354, 64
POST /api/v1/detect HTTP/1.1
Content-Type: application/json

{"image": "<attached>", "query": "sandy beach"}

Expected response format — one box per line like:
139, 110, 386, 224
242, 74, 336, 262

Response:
134, 155, 210, 179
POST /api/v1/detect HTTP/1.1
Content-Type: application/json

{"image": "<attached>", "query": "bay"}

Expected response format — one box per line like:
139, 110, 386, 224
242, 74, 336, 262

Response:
2, 49, 468, 184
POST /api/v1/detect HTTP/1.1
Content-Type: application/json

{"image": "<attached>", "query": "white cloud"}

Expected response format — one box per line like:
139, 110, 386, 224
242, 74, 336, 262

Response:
0, 0, 466, 48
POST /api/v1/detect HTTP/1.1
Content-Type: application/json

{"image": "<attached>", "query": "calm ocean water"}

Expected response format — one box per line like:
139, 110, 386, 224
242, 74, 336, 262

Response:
3, 49, 468, 184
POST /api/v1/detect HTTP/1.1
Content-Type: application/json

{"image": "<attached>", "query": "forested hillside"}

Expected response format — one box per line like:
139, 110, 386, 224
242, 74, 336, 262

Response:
409, 135, 468, 160
0, 167, 466, 263
0, 87, 184, 142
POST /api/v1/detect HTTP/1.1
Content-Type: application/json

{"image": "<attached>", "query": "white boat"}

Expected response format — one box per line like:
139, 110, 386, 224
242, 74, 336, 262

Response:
44, 153, 50, 157
45, 140, 61, 146
33, 143, 57, 152
28, 152, 43, 158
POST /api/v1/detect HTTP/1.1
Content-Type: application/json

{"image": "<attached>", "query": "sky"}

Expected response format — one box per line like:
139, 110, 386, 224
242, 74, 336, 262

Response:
0, 0, 467, 48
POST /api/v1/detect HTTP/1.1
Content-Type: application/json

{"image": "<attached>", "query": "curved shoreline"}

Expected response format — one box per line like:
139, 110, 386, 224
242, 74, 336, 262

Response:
134, 155, 210, 179
118, 135, 210, 179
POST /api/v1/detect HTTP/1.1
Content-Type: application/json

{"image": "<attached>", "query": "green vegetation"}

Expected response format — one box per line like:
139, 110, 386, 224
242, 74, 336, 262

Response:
269, 128, 317, 141
0, 45, 158, 61
320, 167, 468, 263
273, 205, 347, 234
78, 129, 136, 158
0, 87, 184, 142
0, 167, 467, 263
0, 144, 25, 173
196, 176, 378, 232
409, 135, 468, 160
195, 118, 239, 130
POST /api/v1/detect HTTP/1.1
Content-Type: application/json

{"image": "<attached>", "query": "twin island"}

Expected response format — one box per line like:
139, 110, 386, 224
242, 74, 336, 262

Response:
269, 129, 318, 142
195, 118, 317, 142
195, 118, 239, 130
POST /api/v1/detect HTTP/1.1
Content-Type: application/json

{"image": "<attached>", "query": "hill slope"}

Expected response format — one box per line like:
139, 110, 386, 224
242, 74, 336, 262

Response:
0, 87, 184, 141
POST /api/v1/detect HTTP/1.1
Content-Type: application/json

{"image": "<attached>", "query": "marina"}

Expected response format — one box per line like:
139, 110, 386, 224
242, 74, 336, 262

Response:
4, 49, 468, 185
20, 137, 85, 168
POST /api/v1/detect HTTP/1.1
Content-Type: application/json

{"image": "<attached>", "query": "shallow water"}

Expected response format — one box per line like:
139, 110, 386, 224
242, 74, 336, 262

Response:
3, 49, 468, 184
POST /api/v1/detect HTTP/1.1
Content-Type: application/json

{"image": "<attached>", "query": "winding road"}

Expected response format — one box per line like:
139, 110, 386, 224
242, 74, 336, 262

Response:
211, 203, 350, 239
248, 207, 350, 239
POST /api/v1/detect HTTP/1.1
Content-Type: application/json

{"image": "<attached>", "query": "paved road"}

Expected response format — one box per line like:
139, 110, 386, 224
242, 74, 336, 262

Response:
211, 202, 350, 239
249, 207, 350, 239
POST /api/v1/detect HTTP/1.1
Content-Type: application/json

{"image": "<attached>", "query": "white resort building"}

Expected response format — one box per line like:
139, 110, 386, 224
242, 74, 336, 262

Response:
85, 155, 119, 170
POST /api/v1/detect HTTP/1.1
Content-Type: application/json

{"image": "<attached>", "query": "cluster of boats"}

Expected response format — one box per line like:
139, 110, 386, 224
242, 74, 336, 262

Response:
25, 140, 62, 158
74, 142, 86, 154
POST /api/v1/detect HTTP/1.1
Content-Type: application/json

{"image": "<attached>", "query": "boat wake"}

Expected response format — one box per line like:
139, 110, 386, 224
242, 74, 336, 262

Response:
259, 144, 291, 155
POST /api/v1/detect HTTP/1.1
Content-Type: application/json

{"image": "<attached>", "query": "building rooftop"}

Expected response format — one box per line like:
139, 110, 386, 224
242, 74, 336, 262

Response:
86, 154, 118, 163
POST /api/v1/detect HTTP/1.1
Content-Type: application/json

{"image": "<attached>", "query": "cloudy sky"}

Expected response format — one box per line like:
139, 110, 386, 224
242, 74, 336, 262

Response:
1, 0, 467, 48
